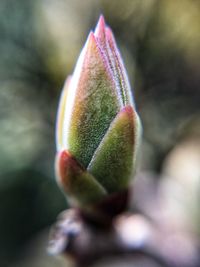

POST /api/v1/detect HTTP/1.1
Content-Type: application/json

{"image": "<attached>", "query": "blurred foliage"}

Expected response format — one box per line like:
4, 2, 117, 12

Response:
0, 0, 199, 266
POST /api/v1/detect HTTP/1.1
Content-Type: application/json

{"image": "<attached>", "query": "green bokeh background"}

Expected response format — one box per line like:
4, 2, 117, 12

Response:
0, 0, 199, 266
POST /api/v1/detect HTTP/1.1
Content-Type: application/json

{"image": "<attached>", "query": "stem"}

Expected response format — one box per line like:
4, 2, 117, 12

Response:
48, 209, 200, 267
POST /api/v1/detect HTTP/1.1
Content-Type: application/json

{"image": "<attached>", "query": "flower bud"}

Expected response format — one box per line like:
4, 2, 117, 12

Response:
55, 15, 141, 209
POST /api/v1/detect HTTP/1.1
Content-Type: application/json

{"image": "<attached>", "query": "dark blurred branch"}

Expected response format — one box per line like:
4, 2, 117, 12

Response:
48, 209, 200, 267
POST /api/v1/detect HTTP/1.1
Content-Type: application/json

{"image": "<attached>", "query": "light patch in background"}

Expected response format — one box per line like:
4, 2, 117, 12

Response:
0, 83, 45, 178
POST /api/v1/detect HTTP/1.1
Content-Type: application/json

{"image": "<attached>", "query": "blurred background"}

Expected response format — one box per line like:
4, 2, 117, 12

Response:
0, 0, 199, 266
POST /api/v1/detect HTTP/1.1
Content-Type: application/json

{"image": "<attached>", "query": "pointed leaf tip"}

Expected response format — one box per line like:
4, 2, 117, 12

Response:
94, 15, 106, 38
98, 15, 106, 28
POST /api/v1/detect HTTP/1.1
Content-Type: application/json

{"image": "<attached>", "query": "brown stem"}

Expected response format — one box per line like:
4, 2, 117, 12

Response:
48, 209, 200, 267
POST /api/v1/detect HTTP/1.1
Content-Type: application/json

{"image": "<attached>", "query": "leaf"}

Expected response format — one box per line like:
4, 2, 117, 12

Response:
94, 15, 134, 106
106, 27, 134, 106
64, 32, 122, 167
56, 76, 71, 151
56, 150, 107, 206
88, 106, 139, 193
